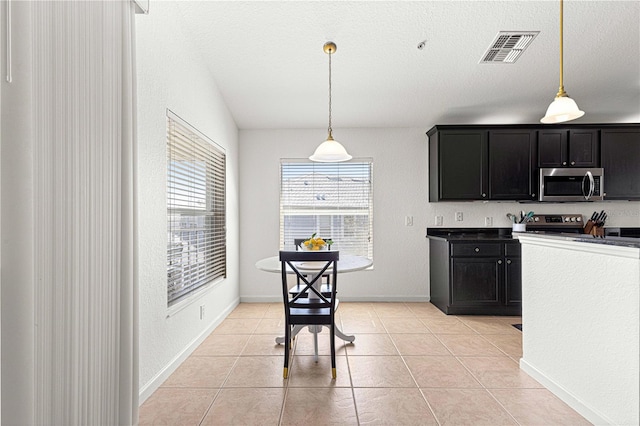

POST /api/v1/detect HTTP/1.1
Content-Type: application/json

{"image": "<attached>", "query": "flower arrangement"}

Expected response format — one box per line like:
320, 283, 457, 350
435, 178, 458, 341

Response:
301, 233, 333, 251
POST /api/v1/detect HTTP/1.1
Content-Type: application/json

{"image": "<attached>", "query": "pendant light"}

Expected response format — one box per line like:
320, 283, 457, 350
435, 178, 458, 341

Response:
541, 0, 584, 124
309, 42, 352, 162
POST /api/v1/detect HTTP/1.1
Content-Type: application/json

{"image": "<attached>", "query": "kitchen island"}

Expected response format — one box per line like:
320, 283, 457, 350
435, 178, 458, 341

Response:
516, 232, 639, 426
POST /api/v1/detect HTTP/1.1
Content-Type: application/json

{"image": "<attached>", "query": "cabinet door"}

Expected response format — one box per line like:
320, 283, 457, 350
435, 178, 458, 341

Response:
434, 130, 488, 200
538, 129, 599, 167
538, 129, 568, 167
488, 130, 537, 200
569, 129, 599, 167
601, 129, 640, 200
450, 257, 501, 308
505, 257, 522, 305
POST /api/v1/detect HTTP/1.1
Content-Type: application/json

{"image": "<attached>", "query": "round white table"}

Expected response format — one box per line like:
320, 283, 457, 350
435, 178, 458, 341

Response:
255, 254, 372, 350
255, 254, 373, 275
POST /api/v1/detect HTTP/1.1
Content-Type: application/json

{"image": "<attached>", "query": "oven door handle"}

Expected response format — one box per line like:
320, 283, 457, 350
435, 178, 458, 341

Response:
582, 170, 595, 200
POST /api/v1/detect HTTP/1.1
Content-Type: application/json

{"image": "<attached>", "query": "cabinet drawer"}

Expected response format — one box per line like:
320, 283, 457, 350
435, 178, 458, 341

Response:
451, 243, 502, 257
505, 243, 521, 257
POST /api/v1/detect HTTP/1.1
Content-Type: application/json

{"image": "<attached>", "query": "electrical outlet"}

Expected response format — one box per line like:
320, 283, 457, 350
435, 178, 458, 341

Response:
200, 305, 205, 320
435, 215, 443, 226
405, 216, 413, 226
455, 211, 463, 222
485, 216, 493, 227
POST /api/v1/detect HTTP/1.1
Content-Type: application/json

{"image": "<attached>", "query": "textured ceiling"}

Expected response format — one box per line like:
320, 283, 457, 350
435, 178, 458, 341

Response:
171, 1, 640, 130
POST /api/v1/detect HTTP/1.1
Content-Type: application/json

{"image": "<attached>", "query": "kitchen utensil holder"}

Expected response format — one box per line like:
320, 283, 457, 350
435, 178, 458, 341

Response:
512, 223, 526, 232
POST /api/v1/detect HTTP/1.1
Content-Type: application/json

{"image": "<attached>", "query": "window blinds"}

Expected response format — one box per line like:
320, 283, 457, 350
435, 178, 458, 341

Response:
280, 160, 373, 258
167, 110, 226, 305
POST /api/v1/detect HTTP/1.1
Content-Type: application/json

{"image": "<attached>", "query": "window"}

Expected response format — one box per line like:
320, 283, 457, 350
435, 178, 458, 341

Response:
167, 110, 226, 306
280, 159, 373, 258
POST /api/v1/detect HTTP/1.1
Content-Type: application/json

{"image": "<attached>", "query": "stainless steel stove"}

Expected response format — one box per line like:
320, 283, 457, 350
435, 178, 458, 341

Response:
526, 214, 584, 233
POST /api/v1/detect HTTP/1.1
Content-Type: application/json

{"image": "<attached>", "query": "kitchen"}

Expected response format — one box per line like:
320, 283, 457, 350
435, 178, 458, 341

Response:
2, 1, 640, 425
425, 122, 640, 424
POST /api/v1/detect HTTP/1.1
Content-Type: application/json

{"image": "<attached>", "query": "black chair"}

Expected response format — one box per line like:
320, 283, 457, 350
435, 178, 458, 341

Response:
279, 250, 339, 379
292, 238, 332, 297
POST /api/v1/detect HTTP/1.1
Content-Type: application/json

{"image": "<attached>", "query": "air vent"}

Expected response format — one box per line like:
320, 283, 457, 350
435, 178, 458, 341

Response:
480, 31, 539, 63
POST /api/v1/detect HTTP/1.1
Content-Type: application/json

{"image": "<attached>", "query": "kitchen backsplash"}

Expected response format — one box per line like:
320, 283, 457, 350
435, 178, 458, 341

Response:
426, 200, 640, 229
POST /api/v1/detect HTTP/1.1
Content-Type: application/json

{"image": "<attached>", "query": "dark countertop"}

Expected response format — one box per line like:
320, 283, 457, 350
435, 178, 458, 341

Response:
565, 233, 640, 249
427, 227, 640, 248
426, 227, 515, 242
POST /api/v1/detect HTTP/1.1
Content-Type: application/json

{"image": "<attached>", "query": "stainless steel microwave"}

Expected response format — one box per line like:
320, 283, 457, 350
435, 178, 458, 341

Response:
539, 168, 604, 202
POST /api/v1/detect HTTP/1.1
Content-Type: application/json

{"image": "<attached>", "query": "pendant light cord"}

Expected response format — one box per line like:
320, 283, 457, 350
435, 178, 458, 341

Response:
327, 47, 333, 138
557, 0, 567, 97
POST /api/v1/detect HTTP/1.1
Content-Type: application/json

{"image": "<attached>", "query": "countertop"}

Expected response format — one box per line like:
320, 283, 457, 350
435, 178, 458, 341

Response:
426, 227, 515, 242
524, 231, 640, 249
426, 227, 640, 248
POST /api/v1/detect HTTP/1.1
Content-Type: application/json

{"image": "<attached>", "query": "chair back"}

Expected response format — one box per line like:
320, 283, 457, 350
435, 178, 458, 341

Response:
279, 250, 339, 315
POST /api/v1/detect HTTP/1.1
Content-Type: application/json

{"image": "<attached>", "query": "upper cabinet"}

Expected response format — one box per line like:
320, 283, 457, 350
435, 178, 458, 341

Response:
538, 129, 599, 167
428, 126, 536, 202
428, 124, 640, 202
601, 128, 640, 200
429, 129, 488, 201
488, 130, 537, 200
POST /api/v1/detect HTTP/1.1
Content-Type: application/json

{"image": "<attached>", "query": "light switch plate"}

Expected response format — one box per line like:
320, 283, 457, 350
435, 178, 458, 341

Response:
435, 215, 443, 226
455, 212, 463, 222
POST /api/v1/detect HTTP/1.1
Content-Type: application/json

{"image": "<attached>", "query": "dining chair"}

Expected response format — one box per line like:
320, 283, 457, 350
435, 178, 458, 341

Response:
279, 250, 339, 379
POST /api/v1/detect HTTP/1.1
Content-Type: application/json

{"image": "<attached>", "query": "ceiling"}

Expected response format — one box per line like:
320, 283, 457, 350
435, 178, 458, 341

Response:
173, 1, 640, 130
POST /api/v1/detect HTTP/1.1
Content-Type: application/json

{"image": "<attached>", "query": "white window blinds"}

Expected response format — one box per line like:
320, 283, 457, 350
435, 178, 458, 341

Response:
280, 159, 373, 258
167, 110, 226, 306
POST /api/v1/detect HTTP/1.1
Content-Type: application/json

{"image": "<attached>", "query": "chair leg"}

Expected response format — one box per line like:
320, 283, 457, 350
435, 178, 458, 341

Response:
283, 325, 290, 379
330, 323, 336, 379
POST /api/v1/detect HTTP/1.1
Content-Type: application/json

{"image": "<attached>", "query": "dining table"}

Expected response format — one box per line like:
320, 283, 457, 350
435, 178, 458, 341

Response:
255, 253, 373, 351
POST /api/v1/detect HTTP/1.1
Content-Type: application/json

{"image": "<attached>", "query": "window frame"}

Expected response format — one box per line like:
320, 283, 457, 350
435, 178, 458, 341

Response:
279, 158, 373, 259
166, 109, 226, 307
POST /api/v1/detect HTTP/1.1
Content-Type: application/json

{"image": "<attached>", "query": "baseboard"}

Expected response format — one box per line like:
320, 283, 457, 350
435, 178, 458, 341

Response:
138, 298, 239, 404
519, 358, 614, 425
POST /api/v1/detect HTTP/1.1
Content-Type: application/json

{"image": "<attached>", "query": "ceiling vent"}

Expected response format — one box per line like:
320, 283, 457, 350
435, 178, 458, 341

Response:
480, 31, 539, 64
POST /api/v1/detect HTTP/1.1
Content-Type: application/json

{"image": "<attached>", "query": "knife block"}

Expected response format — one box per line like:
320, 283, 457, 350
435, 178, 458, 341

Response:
584, 220, 604, 237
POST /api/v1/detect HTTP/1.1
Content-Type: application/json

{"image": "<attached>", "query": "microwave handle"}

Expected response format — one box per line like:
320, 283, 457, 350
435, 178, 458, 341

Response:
582, 170, 595, 200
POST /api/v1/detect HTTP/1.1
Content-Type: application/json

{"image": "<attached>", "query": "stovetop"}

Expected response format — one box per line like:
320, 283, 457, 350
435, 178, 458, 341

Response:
526, 214, 584, 229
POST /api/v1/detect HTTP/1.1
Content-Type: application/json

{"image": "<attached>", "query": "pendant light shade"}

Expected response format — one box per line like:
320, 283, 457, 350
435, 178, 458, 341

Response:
310, 42, 352, 162
541, 0, 584, 124
541, 94, 584, 124
309, 134, 352, 163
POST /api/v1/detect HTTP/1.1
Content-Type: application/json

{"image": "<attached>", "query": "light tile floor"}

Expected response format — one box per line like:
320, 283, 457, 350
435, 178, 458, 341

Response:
139, 302, 591, 425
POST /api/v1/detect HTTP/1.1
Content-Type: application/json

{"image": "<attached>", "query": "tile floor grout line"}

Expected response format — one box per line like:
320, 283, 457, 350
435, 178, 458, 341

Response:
197, 388, 222, 426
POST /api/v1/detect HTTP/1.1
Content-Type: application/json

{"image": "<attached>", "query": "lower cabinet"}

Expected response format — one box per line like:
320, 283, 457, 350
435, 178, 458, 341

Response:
429, 239, 521, 315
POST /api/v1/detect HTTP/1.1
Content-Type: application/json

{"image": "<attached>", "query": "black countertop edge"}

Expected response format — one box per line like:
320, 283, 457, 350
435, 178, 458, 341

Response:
426, 227, 640, 244
426, 227, 515, 241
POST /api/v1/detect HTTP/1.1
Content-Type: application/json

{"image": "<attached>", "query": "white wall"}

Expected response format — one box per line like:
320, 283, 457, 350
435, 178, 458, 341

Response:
240, 128, 431, 302
136, 2, 240, 402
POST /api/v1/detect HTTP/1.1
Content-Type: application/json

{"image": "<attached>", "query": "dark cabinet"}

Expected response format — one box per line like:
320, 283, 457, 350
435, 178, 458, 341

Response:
601, 128, 640, 200
429, 237, 521, 315
428, 124, 640, 202
504, 243, 522, 306
428, 127, 535, 201
488, 130, 537, 200
429, 129, 488, 201
538, 129, 599, 167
